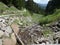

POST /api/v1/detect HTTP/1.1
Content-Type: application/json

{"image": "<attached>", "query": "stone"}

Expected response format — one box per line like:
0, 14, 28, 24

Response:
0, 39, 2, 45
3, 38, 16, 45
5, 26, 12, 34
11, 23, 19, 34
0, 30, 4, 37
1, 26, 12, 34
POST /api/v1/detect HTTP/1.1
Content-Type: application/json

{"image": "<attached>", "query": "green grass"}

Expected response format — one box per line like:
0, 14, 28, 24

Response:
32, 13, 44, 23
39, 9, 60, 24
22, 9, 60, 25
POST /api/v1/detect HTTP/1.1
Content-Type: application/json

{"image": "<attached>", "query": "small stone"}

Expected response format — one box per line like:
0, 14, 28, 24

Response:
0, 30, 4, 37
5, 26, 12, 34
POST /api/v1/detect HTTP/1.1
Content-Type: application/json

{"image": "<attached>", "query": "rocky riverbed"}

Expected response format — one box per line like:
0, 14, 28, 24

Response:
0, 16, 17, 45
0, 15, 34, 45
0, 15, 60, 45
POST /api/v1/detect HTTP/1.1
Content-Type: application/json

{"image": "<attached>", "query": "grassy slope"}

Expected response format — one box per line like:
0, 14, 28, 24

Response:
39, 9, 60, 24
0, 2, 60, 25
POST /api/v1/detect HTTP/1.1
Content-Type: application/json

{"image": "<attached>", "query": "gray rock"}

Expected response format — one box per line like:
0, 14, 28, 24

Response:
1, 26, 12, 34
5, 26, 12, 34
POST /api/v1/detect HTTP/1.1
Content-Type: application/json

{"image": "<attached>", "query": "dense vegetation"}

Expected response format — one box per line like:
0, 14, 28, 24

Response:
45, 0, 60, 14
